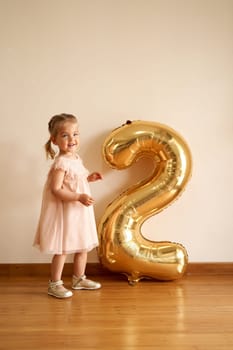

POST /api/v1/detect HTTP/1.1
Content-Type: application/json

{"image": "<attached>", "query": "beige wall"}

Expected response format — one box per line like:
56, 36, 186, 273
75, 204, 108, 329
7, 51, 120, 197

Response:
0, 0, 232, 263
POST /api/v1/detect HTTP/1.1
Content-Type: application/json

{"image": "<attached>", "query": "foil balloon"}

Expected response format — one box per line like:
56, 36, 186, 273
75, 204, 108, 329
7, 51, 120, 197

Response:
98, 120, 192, 284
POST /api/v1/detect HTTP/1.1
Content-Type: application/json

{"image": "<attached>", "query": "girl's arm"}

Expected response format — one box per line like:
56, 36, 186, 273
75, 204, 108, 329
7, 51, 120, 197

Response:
51, 168, 94, 206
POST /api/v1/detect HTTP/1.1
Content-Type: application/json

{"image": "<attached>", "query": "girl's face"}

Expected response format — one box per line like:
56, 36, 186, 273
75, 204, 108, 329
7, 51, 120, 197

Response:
52, 121, 80, 157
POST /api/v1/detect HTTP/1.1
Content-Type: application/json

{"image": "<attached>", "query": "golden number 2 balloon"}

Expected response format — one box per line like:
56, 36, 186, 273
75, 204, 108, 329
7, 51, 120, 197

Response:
98, 120, 192, 284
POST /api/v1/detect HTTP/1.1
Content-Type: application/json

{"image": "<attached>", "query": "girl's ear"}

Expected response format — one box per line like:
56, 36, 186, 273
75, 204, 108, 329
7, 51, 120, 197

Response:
51, 136, 57, 145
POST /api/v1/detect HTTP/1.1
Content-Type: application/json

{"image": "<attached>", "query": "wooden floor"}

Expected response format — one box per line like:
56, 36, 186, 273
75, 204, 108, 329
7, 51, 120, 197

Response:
0, 273, 233, 350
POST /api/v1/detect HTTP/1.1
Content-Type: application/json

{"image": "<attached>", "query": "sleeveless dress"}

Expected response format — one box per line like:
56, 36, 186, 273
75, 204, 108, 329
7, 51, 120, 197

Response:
33, 156, 99, 254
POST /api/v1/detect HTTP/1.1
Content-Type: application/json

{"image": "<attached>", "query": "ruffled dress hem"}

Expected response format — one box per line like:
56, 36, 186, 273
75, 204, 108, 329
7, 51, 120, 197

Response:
33, 243, 99, 255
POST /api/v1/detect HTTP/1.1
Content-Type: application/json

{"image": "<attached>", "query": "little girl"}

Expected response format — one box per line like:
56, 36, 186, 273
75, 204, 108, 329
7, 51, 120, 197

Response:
33, 113, 102, 298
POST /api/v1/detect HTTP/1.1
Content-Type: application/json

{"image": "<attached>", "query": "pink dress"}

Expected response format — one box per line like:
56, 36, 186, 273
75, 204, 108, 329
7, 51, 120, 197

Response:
33, 156, 99, 254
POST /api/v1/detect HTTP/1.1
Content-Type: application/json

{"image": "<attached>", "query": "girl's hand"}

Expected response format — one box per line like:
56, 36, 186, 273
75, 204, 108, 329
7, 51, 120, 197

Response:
78, 193, 94, 206
87, 172, 103, 182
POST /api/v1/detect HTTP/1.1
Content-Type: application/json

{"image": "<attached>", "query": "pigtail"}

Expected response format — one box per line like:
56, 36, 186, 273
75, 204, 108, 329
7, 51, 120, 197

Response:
45, 139, 56, 159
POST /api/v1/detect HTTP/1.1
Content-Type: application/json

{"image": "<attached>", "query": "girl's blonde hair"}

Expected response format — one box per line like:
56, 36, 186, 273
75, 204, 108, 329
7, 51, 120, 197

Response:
45, 113, 78, 159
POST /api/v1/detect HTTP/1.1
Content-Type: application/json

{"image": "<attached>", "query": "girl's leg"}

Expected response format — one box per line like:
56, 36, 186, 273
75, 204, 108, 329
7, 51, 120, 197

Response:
72, 252, 101, 290
51, 254, 67, 281
48, 254, 73, 298
73, 251, 87, 277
